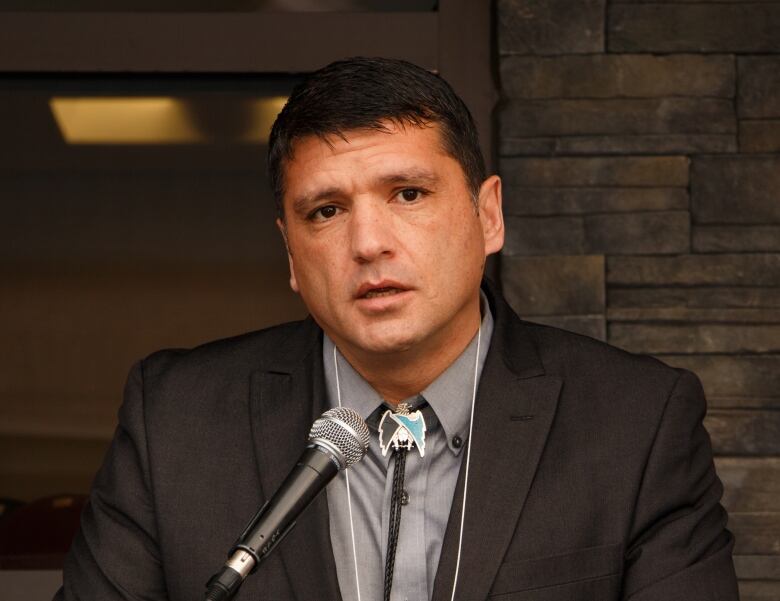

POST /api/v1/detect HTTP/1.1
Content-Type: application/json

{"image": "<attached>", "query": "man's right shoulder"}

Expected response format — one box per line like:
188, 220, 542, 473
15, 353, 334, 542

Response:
135, 317, 321, 389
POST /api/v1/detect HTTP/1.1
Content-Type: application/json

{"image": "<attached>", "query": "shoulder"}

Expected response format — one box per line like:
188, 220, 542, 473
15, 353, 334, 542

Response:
134, 318, 320, 398
484, 279, 684, 400
484, 280, 692, 416
522, 320, 681, 394
511, 320, 708, 452
114, 318, 322, 458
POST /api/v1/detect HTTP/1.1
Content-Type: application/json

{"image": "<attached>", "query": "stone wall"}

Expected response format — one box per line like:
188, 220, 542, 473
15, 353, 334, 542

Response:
496, 1, 780, 597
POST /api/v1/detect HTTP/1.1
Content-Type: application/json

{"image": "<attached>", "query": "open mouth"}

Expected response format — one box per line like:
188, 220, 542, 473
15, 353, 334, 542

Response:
362, 287, 404, 299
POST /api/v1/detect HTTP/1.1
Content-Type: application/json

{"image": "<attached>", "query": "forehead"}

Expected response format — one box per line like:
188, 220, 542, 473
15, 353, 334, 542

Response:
293, 122, 446, 166
281, 123, 463, 201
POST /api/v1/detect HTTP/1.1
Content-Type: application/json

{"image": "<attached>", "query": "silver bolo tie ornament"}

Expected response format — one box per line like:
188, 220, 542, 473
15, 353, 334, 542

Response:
378, 401, 427, 457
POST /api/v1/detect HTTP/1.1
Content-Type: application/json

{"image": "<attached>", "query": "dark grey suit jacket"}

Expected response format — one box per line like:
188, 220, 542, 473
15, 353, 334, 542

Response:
56, 283, 739, 600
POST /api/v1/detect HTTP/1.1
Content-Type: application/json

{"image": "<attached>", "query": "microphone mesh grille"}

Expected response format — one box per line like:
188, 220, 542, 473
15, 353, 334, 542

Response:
308, 407, 370, 467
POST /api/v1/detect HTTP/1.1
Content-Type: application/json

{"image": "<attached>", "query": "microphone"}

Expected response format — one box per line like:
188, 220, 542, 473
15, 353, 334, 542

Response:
205, 407, 370, 601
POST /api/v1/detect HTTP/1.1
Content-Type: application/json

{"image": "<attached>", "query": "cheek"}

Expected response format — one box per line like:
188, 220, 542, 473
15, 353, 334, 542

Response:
441, 215, 484, 257
294, 247, 345, 293
416, 226, 483, 288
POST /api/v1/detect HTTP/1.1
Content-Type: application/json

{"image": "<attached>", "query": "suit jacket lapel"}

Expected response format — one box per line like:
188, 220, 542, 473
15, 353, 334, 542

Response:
432, 286, 563, 601
249, 318, 343, 601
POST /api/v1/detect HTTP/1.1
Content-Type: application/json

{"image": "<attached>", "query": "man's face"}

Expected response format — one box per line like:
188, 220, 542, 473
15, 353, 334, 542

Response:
278, 122, 504, 362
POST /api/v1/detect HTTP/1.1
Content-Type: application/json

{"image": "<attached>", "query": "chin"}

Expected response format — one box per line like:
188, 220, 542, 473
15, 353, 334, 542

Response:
362, 339, 415, 356
356, 331, 419, 356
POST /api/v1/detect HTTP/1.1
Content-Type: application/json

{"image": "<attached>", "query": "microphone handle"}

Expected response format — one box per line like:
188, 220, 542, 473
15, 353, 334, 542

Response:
205, 445, 340, 601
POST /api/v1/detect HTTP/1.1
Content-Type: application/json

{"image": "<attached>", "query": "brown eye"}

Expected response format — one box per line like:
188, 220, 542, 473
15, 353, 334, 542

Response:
315, 205, 338, 219
400, 189, 419, 202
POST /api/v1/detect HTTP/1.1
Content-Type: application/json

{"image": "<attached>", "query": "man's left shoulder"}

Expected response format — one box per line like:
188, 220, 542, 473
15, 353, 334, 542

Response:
519, 320, 698, 415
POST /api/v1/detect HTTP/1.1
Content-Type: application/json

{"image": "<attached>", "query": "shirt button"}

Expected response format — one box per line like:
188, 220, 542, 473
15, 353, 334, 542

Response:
452, 435, 463, 449
400, 490, 410, 505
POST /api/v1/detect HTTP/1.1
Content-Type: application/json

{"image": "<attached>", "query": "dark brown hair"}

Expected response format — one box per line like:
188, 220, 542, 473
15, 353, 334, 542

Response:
268, 56, 486, 217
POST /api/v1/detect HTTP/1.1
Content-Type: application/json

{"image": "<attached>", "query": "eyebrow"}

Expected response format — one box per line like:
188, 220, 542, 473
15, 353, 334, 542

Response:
290, 169, 440, 216
377, 169, 440, 188
291, 186, 344, 216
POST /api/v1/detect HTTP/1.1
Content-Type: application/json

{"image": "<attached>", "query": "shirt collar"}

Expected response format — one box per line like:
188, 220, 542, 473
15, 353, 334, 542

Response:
322, 291, 494, 456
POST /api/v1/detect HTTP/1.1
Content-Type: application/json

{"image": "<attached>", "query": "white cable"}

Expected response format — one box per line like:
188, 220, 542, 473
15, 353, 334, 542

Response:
449, 323, 481, 601
334, 345, 363, 601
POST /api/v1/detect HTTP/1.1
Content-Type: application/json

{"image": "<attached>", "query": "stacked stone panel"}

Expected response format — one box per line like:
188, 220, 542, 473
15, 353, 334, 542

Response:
497, 0, 780, 596
739, 57, 780, 153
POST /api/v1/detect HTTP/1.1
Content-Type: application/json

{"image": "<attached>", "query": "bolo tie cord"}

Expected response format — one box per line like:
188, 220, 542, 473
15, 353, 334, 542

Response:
383, 446, 408, 601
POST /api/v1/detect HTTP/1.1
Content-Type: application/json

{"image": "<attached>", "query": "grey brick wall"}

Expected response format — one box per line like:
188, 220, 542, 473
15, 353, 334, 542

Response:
496, 1, 780, 596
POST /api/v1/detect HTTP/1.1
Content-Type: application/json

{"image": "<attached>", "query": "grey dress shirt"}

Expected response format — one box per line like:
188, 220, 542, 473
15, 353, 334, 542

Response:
323, 299, 494, 601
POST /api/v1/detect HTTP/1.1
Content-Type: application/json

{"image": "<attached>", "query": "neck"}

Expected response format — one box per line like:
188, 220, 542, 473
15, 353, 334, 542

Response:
337, 310, 482, 406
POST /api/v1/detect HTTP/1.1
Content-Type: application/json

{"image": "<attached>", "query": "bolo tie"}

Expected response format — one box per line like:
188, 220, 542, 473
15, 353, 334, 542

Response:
377, 401, 427, 601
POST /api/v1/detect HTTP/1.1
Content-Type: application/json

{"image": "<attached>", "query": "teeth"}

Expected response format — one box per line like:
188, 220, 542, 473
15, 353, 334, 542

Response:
364, 287, 400, 299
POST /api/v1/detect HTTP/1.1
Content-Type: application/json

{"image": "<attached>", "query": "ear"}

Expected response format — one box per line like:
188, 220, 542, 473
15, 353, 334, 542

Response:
276, 217, 300, 293
477, 175, 504, 256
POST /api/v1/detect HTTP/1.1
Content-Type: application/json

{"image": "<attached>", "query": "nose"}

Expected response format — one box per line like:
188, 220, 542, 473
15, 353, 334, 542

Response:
349, 201, 395, 263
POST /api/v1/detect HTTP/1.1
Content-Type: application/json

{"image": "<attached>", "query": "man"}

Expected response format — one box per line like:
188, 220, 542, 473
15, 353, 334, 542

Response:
57, 57, 739, 601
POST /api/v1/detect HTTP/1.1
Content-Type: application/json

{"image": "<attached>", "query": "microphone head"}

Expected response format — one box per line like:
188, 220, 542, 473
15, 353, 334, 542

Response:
308, 407, 370, 469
